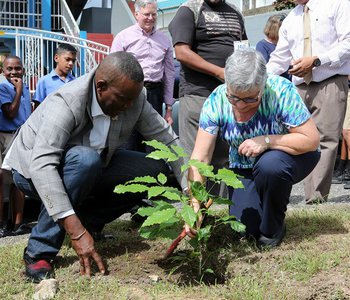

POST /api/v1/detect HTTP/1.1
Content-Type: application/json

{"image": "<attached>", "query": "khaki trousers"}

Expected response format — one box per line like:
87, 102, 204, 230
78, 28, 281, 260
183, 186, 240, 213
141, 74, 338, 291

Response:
297, 75, 348, 202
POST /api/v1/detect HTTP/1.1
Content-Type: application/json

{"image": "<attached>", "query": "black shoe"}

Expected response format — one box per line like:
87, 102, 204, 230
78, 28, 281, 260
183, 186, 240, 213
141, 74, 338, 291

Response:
23, 249, 54, 283
332, 168, 350, 184
332, 169, 345, 184
343, 168, 350, 181
0, 227, 10, 238
0, 221, 13, 238
12, 223, 32, 236
258, 223, 286, 248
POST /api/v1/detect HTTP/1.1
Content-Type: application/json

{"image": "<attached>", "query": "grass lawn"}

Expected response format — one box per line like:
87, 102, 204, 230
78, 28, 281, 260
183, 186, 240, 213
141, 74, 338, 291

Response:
1, 204, 350, 300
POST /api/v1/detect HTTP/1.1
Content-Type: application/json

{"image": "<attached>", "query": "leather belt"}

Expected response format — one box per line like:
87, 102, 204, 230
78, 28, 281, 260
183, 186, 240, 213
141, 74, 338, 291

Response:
144, 81, 163, 89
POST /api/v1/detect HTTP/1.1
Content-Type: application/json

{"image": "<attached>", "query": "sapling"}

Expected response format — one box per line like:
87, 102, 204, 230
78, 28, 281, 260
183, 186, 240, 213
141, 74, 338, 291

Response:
114, 140, 246, 279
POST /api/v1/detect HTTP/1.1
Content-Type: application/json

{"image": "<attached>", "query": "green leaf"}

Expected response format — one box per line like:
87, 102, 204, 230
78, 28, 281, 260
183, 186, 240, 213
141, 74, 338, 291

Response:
215, 168, 244, 189
148, 186, 166, 198
204, 268, 214, 274
153, 200, 175, 210
157, 173, 167, 185
181, 163, 190, 173
139, 217, 180, 240
114, 184, 148, 194
170, 144, 188, 158
180, 204, 197, 227
211, 196, 232, 205
143, 140, 170, 152
136, 206, 157, 217
190, 181, 208, 202
197, 225, 212, 242
146, 150, 177, 162
162, 191, 182, 201
141, 208, 176, 227
188, 159, 215, 178
126, 176, 158, 184
230, 221, 246, 233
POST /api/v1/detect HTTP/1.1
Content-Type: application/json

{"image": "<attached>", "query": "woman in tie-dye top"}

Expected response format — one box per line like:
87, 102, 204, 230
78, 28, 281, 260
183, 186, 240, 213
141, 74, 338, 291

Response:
186, 48, 320, 248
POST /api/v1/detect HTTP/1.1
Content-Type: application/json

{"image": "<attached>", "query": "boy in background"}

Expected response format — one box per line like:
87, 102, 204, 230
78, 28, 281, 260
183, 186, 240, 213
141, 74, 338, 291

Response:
33, 43, 76, 108
0, 55, 31, 236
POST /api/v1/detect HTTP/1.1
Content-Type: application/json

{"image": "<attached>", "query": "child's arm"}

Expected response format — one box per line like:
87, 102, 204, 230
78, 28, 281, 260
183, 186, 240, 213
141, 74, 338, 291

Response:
2, 78, 23, 119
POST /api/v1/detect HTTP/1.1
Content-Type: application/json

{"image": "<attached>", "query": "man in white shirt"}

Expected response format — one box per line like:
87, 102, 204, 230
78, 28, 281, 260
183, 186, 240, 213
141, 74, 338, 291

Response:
267, 0, 350, 204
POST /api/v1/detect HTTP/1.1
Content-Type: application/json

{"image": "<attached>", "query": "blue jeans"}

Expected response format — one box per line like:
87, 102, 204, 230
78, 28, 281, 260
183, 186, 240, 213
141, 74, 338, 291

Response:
13, 146, 169, 260
229, 150, 320, 238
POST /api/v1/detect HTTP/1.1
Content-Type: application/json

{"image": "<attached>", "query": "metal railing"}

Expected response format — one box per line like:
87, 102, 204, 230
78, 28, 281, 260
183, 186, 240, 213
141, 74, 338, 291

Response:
1, 26, 110, 95
56, 0, 81, 37
0, 0, 42, 28
0, 0, 81, 36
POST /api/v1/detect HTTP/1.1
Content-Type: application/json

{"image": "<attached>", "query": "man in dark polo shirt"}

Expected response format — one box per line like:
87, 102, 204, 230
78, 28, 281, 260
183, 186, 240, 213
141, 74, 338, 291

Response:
169, 0, 248, 173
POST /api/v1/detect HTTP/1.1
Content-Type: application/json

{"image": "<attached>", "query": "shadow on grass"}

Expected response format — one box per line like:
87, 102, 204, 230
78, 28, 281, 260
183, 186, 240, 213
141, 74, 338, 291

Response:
156, 217, 255, 286
156, 208, 350, 285
285, 209, 349, 244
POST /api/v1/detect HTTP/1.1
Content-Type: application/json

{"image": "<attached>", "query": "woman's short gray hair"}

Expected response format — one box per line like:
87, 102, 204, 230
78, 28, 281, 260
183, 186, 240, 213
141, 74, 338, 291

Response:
135, 0, 157, 12
225, 48, 267, 93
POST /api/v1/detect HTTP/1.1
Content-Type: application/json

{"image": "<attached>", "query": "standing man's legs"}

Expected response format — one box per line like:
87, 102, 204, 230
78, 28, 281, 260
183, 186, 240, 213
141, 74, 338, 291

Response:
297, 75, 348, 203
179, 95, 229, 196
179, 95, 229, 169
122, 85, 164, 152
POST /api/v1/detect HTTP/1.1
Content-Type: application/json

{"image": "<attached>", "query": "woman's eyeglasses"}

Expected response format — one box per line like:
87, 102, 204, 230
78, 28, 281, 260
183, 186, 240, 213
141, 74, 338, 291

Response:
226, 91, 261, 104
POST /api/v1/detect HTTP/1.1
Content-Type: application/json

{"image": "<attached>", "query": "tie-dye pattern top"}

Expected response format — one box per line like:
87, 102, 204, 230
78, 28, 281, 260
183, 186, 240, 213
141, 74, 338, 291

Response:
199, 74, 311, 169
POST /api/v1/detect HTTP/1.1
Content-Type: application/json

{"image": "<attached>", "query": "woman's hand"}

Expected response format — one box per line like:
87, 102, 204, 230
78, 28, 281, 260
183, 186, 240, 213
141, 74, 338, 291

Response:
184, 198, 203, 238
238, 136, 269, 158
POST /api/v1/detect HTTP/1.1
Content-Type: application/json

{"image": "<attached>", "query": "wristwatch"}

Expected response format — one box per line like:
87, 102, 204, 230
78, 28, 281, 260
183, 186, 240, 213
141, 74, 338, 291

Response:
264, 136, 270, 148
166, 105, 173, 111
313, 58, 321, 67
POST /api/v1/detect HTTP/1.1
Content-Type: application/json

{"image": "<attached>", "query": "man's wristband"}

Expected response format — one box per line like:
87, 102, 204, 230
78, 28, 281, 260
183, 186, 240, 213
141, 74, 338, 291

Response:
71, 229, 87, 240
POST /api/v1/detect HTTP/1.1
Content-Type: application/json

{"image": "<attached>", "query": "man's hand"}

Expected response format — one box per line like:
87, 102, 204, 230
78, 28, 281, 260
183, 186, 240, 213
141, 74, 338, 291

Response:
288, 56, 316, 78
10, 77, 23, 94
60, 214, 106, 277
71, 231, 106, 276
164, 109, 174, 126
238, 136, 269, 158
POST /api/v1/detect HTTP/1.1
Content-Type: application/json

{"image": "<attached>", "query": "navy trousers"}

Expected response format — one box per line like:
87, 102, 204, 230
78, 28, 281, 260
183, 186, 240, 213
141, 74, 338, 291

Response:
229, 150, 320, 238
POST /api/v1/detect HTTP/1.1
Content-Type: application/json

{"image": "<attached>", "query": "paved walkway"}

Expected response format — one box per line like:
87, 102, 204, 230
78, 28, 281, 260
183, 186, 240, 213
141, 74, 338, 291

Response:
290, 181, 350, 207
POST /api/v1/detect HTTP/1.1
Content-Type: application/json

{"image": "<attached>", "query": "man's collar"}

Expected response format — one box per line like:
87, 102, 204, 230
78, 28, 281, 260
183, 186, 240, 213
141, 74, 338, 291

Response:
51, 69, 74, 80
135, 23, 156, 35
91, 82, 106, 118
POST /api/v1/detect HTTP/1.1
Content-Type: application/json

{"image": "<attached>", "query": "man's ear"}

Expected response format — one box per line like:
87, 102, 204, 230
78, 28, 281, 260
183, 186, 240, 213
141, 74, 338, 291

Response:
96, 80, 107, 94
54, 54, 59, 63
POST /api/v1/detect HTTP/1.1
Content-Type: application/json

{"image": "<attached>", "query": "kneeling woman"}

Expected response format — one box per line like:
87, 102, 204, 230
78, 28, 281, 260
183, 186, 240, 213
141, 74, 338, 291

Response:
187, 48, 320, 247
